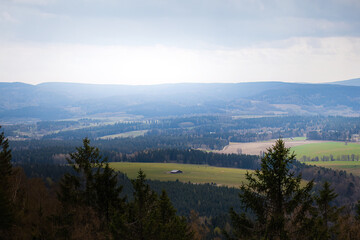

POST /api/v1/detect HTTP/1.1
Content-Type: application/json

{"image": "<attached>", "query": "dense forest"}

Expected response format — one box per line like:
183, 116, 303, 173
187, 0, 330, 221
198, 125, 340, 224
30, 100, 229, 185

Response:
2, 125, 360, 239
1, 115, 360, 239
0, 133, 360, 239
3, 115, 360, 144
7, 132, 360, 209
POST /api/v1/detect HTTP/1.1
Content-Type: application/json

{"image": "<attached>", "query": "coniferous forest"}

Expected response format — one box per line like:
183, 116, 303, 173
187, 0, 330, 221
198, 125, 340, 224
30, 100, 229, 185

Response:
2, 125, 360, 239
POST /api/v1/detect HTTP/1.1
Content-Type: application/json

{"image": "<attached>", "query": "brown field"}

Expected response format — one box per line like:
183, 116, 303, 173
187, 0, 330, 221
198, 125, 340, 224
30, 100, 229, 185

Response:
215, 139, 330, 156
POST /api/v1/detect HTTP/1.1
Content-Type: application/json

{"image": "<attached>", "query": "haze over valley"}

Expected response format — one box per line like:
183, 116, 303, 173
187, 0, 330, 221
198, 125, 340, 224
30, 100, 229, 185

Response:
2, 0, 360, 239
1, 78, 360, 123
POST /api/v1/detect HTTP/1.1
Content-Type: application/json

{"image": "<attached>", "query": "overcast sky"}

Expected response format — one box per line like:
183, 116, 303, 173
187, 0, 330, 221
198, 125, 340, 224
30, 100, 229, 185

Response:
1, 0, 360, 85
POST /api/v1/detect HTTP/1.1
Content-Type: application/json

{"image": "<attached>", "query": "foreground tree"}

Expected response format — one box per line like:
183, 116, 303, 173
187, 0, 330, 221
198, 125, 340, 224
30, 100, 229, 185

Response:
312, 181, 342, 239
56, 138, 125, 239
0, 127, 14, 235
225, 139, 314, 240
1, 127, 60, 239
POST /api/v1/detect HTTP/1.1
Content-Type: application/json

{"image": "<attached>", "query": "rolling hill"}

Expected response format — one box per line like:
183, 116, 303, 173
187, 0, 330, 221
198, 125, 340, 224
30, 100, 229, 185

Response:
330, 78, 360, 86
1, 81, 360, 121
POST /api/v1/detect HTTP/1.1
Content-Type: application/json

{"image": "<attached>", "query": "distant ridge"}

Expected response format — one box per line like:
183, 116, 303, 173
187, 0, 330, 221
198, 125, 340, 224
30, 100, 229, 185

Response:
1, 81, 360, 121
329, 78, 360, 86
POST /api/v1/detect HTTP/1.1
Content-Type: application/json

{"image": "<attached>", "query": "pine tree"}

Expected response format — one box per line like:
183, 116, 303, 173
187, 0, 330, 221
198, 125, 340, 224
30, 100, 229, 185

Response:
225, 139, 314, 240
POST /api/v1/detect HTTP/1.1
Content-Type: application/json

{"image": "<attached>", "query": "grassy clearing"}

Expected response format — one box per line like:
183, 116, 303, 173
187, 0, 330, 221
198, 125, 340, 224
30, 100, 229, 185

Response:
109, 162, 251, 187
99, 130, 148, 139
291, 142, 360, 159
292, 142, 360, 176
304, 161, 360, 176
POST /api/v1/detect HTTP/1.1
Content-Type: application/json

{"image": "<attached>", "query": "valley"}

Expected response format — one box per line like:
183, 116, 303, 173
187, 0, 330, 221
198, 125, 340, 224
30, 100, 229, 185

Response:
2, 81, 360, 240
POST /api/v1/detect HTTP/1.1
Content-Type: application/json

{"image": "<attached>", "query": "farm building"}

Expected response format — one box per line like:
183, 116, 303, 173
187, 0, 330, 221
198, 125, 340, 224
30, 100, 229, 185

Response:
170, 170, 183, 174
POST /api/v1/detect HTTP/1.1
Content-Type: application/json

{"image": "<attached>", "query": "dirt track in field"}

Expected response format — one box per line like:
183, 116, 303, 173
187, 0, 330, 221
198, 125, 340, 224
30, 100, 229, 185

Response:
216, 140, 329, 156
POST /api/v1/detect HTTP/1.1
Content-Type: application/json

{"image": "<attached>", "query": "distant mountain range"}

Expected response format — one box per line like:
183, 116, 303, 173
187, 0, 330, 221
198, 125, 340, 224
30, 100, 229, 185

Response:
330, 78, 360, 87
1, 79, 360, 122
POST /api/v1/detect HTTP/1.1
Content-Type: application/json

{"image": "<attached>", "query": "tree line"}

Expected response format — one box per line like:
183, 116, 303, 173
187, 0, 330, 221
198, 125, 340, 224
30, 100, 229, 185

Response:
4, 115, 360, 144
119, 149, 259, 169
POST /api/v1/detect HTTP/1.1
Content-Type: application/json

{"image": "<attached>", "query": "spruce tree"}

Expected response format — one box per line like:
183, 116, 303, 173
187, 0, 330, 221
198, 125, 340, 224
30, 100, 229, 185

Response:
128, 169, 158, 240
313, 181, 342, 240
112, 170, 193, 240
56, 138, 125, 237
0, 127, 14, 233
66, 137, 104, 205
155, 190, 193, 240
94, 162, 125, 224
225, 139, 314, 240
355, 200, 360, 222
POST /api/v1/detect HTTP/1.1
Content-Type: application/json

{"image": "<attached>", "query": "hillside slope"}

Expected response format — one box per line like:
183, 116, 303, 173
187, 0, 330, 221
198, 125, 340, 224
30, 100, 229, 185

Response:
1, 81, 360, 121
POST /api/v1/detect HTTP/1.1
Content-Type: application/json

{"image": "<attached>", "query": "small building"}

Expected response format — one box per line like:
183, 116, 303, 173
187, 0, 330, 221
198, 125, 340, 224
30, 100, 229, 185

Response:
170, 170, 183, 174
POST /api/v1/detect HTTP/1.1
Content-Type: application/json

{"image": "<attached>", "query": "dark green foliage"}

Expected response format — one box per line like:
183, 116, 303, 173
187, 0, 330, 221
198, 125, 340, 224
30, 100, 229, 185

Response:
0, 127, 12, 185
94, 162, 125, 223
55, 139, 192, 239
356, 200, 360, 221
57, 173, 81, 206
126, 170, 159, 240
0, 184, 13, 232
312, 182, 342, 239
112, 170, 193, 240
155, 190, 192, 240
123, 148, 259, 169
0, 126, 14, 232
226, 139, 314, 240
19, 162, 243, 219
147, 180, 242, 217
61, 138, 125, 211
56, 138, 125, 237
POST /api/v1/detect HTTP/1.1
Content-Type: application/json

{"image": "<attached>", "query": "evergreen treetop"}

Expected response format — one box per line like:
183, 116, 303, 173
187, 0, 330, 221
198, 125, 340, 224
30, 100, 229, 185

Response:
226, 139, 314, 240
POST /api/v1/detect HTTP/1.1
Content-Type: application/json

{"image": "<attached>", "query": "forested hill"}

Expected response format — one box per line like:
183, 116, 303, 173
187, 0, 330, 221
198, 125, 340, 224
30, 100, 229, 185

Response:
1, 81, 360, 121
330, 78, 360, 86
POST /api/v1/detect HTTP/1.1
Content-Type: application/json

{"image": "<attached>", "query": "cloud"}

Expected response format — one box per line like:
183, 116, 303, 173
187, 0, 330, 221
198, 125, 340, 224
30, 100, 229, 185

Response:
10, 0, 54, 5
1, 0, 359, 48
0, 37, 359, 85
0, 11, 18, 23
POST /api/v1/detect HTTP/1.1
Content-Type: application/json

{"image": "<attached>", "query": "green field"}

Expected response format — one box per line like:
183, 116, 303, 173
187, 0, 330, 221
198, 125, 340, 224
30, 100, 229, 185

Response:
109, 162, 251, 187
305, 161, 360, 176
291, 142, 360, 159
99, 130, 148, 139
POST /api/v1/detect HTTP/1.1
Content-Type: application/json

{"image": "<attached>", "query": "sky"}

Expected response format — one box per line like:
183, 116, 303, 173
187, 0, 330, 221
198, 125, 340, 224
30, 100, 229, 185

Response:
0, 0, 360, 85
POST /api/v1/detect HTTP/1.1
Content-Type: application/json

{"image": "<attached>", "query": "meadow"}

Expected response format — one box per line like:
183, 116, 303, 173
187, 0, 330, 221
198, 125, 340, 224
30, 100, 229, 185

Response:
99, 130, 148, 139
291, 141, 360, 159
217, 138, 322, 155
304, 161, 360, 176
109, 162, 251, 187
